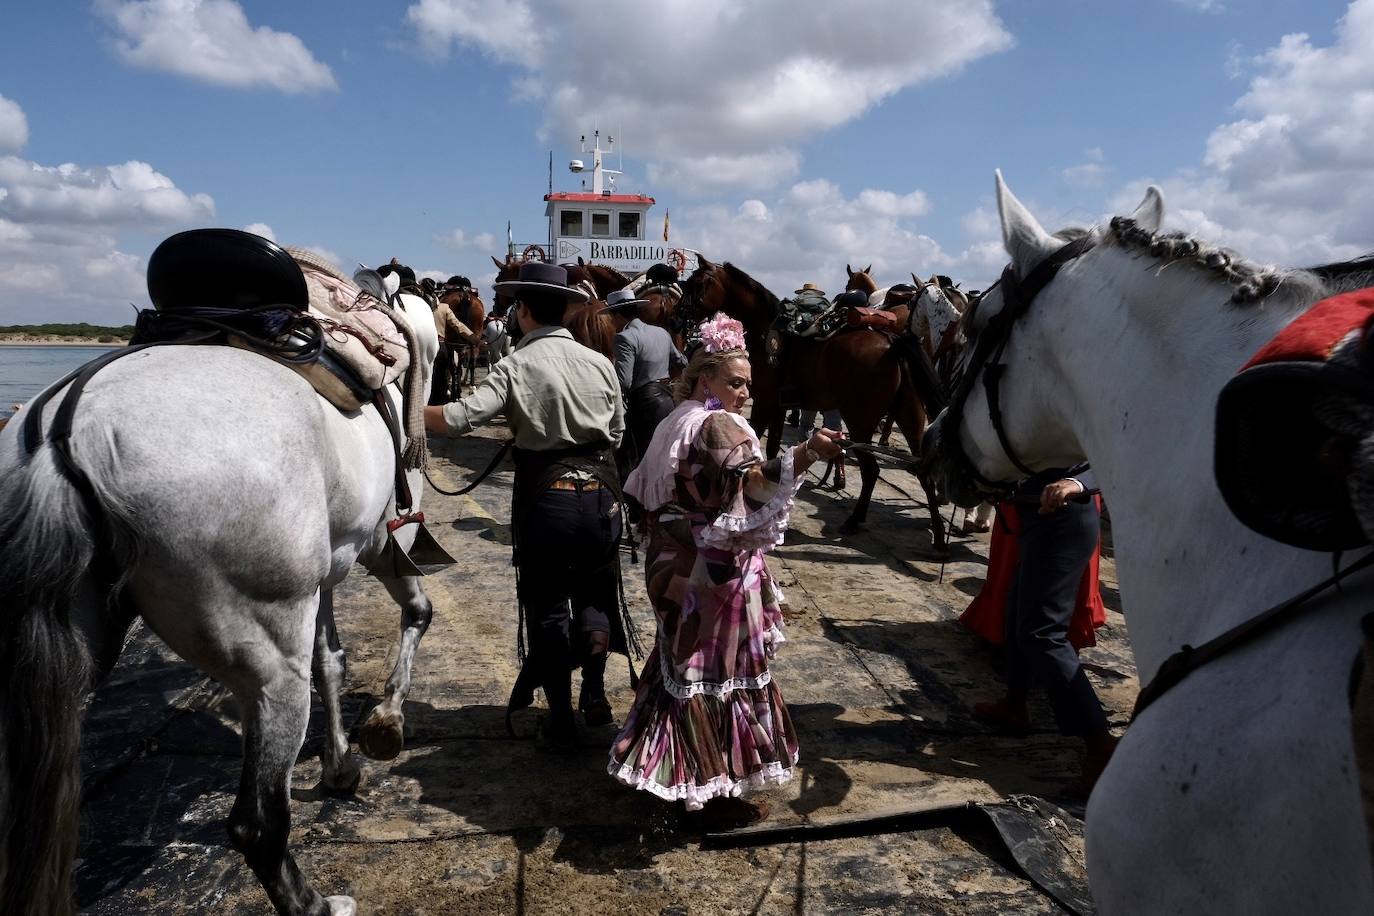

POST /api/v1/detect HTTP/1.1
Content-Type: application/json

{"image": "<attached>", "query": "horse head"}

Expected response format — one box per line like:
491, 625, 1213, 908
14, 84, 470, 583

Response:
925, 171, 1164, 506
845, 264, 879, 297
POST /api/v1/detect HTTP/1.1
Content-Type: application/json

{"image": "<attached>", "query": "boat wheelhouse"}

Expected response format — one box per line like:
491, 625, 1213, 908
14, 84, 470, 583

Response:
510, 130, 697, 277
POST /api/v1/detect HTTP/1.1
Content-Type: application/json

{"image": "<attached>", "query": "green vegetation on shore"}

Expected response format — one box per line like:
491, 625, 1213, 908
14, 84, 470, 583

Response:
0, 322, 134, 340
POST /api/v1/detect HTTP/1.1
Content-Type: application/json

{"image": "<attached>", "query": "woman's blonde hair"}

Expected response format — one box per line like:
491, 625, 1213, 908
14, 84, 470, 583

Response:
672, 347, 749, 403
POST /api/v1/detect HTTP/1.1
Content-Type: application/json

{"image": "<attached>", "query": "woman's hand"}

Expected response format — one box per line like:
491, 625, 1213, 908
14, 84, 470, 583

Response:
808, 428, 844, 461
1039, 478, 1084, 514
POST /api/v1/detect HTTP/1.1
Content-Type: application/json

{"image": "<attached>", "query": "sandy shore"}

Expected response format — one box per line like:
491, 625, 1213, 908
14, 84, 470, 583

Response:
0, 337, 128, 346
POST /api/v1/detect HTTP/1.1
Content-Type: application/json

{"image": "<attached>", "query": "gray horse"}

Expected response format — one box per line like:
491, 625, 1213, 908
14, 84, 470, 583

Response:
0, 286, 440, 915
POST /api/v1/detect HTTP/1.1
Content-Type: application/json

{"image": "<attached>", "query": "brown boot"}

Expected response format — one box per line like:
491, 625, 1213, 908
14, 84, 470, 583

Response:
1062, 732, 1119, 800
972, 696, 1031, 737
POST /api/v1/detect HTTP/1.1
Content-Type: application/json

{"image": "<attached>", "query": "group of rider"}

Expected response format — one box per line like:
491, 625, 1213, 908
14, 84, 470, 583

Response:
419, 257, 1117, 817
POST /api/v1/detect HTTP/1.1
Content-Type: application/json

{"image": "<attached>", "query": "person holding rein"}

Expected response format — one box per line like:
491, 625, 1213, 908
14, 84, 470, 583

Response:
608, 312, 843, 830
424, 261, 630, 749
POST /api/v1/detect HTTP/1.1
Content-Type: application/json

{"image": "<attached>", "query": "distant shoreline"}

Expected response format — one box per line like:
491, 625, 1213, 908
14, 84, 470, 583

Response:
0, 338, 128, 347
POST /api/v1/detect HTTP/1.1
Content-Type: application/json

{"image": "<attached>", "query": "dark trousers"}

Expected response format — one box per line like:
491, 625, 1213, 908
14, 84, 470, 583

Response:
619, 381, 675, 477
1004, 499, 1109, 736
516, 486, 622, 713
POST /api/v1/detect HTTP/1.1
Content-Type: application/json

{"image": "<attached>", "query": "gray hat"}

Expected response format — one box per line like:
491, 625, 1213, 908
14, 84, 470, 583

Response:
492, 261, 590, 302
600, 289, 648, 313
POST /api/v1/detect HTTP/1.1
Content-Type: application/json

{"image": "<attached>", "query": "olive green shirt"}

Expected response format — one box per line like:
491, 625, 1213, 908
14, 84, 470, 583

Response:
439, 325, 624, 450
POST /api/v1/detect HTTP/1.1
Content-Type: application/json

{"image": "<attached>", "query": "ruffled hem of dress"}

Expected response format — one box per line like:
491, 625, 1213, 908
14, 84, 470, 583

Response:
696, 443, 804, 552
607, 758, 795, 811
662, 661, 773, 700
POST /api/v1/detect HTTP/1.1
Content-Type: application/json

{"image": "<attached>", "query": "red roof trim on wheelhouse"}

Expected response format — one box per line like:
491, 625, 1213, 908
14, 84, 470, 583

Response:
544, 192, 656, 204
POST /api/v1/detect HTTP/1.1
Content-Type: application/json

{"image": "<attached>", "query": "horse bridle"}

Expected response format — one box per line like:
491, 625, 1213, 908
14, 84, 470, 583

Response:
940, 235, 1096, 499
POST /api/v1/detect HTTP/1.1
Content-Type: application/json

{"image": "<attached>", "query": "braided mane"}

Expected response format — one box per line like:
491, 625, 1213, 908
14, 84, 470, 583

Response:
1105, 217, 1329, 305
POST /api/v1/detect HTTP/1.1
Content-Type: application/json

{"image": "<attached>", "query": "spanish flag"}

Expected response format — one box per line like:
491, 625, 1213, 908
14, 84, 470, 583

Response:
663, 210, 670, 242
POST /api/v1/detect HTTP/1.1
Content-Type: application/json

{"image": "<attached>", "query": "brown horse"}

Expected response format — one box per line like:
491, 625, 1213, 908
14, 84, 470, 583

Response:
438, 284, 486, 391
681, 257, 947, 549
490, 256, 616, 361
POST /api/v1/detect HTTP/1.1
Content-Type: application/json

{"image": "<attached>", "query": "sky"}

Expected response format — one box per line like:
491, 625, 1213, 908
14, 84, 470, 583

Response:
0, 0, 1371, 325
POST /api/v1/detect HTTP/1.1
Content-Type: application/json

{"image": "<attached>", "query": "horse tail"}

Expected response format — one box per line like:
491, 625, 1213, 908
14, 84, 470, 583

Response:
0, 441, 133, 916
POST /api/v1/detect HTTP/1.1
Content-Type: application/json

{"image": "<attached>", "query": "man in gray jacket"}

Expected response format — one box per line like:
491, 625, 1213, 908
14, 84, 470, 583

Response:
604, 288, 685, 475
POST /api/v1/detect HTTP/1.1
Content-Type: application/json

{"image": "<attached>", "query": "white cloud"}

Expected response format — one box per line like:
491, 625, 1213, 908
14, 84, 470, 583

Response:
435, 227, 497, 251
1062, 147, 1110, 187
1115, 0, 1374, 266
242, 222, 275, 241
407, 0, 1011, 192
0, 143, 215, 320
0, 95, 28, 153
97, 0, 337, 93
0, 156, 214, 226
1172, 0, 1225, 12
678, 178, 1003, 295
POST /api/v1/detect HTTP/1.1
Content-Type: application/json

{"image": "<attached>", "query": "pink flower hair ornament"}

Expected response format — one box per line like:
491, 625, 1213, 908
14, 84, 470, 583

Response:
695, 312, 747, 354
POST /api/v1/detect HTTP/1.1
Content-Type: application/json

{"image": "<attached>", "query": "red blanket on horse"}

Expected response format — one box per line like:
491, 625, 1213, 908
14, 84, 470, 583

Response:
959, 499, 1107, 650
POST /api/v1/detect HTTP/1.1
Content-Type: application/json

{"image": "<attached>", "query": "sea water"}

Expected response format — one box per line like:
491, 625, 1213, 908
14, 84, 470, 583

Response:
0, 345, 118, 419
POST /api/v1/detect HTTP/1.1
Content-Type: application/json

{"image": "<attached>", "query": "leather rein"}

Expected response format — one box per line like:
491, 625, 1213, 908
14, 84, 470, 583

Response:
942, 233, 1374, 722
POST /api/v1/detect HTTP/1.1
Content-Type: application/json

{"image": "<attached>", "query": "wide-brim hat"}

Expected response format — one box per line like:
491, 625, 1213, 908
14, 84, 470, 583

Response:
600, 289, 648, 313
1214, 288, 1374, 552
795, 282, 824, 295
493, 261, 589, 302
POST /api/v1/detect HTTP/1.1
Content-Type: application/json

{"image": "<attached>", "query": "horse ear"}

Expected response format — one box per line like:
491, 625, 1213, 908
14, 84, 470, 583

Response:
864, 264, 872, 275
578, 256, 586, 266
995, 170, 1058, 276
491, 255, 505, 270
1130, 185, 1165, 234
697, 254, 714, 270
846, 264, 853, 277
912, 273, 921, 286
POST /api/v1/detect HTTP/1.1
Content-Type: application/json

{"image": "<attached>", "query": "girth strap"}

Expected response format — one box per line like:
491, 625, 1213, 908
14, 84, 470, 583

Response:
1133, 549, 1374, 720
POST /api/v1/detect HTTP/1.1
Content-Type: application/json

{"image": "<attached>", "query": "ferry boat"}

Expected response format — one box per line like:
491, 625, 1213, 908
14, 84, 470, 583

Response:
508, 130, 698, 278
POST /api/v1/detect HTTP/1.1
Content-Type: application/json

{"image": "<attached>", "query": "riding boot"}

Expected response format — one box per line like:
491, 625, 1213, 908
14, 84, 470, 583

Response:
505, 658, 542, 737
579, 652, 613, 727
541, 664, 578, 750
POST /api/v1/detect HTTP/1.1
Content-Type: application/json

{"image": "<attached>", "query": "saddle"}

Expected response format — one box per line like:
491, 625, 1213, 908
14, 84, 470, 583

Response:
286, 251, 412, 411
1215, 286, 1374, 551
845, 305, 901, 333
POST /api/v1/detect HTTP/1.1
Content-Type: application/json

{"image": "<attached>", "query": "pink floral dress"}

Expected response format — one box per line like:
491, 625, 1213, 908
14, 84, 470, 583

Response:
609, 403, 805, 809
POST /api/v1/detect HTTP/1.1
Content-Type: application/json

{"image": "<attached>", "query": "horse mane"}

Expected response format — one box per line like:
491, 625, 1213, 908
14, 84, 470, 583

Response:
722, 262, 781, 316
1104, 217, 1326, 306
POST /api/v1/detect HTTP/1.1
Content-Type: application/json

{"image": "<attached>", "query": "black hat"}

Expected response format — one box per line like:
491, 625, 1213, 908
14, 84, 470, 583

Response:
148, 228, 307, 313
378, 260, 417, 286
834, 290, 869, 310
446, 275, 472, 289
492, 261, 589, 302
645, 262, 679, 287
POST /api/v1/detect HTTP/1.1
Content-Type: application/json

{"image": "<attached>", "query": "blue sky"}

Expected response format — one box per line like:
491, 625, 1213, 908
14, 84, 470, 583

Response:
0, 0, 1369, 324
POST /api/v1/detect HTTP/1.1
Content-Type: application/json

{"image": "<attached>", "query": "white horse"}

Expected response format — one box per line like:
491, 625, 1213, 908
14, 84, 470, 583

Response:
927, 172, 1374, 913
482, 312, 511, 367
0, 264, 440, 915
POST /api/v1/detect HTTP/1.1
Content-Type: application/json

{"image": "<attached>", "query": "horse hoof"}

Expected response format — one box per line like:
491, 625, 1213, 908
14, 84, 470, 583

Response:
321, 760, 362, 797
326, 895, 358, 916
358, 711, 405, 761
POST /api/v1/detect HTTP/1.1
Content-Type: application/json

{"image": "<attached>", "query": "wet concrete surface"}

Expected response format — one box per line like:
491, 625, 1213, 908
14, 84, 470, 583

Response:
75, 403, 1136, 914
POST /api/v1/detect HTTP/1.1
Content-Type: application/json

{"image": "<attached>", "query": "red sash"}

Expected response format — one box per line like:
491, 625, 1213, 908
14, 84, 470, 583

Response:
959, 499, 1107, 650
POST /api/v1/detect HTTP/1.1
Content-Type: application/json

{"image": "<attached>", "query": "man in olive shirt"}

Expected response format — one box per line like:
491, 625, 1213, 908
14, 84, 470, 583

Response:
425, 262, 626, 748
429, 294, 483, 405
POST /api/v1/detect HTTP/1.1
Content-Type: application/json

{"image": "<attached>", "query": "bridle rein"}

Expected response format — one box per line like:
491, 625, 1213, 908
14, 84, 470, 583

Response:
940, 235, 1095, 500
939, 232, 1374, 723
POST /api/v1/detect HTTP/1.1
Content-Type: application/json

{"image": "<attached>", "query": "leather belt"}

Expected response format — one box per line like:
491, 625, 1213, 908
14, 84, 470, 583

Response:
549, 477, 602, 491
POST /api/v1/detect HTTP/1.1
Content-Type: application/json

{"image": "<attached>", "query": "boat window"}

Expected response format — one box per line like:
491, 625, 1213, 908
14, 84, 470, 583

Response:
618, 212, 640, 239
591, 211, 611, 238
559, 209, 584, 237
